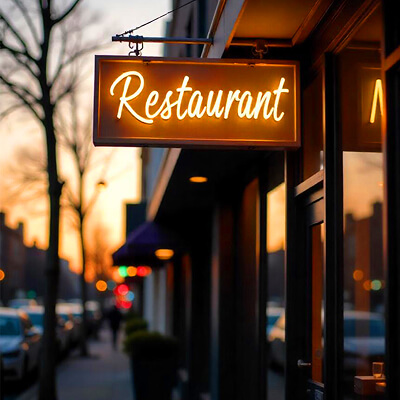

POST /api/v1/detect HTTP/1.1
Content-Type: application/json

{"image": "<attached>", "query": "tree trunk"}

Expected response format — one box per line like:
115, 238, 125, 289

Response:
39, 118, 62, 400
79, 215, 89, 356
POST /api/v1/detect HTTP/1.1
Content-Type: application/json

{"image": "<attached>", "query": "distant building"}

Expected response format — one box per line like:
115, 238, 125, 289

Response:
344, 202, 384, 310
24, 243, 80, 301
0, 212, 26, 303
0, 211, 80, 304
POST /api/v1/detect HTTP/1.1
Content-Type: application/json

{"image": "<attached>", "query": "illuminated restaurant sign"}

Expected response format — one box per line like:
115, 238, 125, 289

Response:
93, 56, 300, 148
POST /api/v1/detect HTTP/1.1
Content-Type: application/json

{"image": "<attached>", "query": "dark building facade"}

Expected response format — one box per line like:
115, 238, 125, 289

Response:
113, 1, 400, 399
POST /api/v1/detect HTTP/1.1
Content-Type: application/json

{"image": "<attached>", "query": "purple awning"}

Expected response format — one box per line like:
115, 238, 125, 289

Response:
112, 222, 183, 266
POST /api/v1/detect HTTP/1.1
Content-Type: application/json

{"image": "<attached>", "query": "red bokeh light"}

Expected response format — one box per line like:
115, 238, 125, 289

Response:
121, 301, 132, 309
116, 284, 129, 296
137, 266, 148, 277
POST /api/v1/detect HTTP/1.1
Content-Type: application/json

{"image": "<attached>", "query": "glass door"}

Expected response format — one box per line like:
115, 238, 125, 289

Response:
296, 196, 325, 400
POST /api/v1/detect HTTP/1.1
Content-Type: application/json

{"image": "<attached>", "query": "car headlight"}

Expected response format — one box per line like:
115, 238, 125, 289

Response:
2, 349, 21, 358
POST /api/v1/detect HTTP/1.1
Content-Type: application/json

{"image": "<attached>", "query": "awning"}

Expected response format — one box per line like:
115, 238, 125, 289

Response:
112, 221, 183, 266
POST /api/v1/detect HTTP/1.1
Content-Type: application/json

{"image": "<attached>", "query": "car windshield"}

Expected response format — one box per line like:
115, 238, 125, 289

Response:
0, 316, 21, 336
267, 314, 280, 327
344, 318, 385, 338
28, 313, 44, 327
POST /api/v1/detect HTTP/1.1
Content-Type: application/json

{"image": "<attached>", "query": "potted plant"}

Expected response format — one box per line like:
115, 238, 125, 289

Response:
124, 331, 179, 400
124, 317, 148, 336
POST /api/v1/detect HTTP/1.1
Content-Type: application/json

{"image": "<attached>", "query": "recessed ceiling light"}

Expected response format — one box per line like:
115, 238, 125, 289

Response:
155, 249, 174, 260
189, 176, 208, 183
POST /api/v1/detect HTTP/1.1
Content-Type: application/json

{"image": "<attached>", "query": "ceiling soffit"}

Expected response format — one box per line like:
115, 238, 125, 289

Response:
231, 0, 332, 46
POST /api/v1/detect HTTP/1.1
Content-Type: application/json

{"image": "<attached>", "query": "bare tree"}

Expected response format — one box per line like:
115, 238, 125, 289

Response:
58, 93, 113, 356
86, 224, 113, 283
0, 2, 99, 398
2, 96, 114, 358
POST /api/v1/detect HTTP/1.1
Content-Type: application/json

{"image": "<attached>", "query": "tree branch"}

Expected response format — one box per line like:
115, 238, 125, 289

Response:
0, 102, 25, 121
50, 43, 101, 88
0, 13, 36, 62
0, 40, 38, 79
13, 0, 40, 45
62, 184, 79, 211
52, 0, 81, 25
0, 74, 42, 122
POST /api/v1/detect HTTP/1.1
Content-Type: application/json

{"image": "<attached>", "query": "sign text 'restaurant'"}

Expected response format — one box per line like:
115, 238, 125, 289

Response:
93, 57, 300, 148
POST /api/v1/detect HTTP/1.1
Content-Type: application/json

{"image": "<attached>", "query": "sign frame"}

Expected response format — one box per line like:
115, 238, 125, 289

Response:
93, 56, 300, 149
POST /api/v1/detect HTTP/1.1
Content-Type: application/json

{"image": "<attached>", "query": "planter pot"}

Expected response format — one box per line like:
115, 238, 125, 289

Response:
130, 356, 177, 400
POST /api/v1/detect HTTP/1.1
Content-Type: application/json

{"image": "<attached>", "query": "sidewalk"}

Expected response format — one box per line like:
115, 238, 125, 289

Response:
57, 329, 133, 400
18, 329, 133, 400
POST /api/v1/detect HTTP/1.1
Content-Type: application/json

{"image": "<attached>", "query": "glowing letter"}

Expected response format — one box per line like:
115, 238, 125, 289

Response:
206, 91, 224, 118
238, 91, 254, 119
224, 90, 241, 119
370, 79, 383, 124
249, 91, 273, 120
273, 78, 289, 122
110, 71, 153, 124
145, 91, 160, 119
176, 76, 192, 120
188, 91, 206, 118
160, 91, 175, 120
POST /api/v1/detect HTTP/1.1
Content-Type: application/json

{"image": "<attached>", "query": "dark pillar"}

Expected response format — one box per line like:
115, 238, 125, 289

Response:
186, 212, 212, 399
210, 202, 236, 400
382, 1, 400, 397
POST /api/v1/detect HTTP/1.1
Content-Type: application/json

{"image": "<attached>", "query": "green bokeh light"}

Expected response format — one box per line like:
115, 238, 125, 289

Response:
118, 266, 128, 278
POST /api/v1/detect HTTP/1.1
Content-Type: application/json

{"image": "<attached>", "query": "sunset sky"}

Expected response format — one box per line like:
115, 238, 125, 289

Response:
0, 0, 169, 273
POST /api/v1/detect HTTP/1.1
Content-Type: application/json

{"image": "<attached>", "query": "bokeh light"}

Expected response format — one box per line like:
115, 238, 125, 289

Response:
371, 280, 382, 291
120, 301, 132, 309
127, 266, 137, 277
112, 269, 124, 283
155, 248, 174, 260
363, 280, 371, 291
353, 269, 364, 281
107, 280, 116, 290
116, 284, 129, 296
96, 280, 107, 292
137, 266, 152, 277
118, 266, 128, 278
0, 269, 5, 281
126, 291, 135, 301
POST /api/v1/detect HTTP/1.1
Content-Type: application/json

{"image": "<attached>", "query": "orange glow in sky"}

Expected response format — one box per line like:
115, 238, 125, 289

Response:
0, 0, 168, 273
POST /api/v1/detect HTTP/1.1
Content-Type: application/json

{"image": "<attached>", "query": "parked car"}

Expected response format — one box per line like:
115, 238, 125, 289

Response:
342, 310, 385, 377
8, 299, 38, 309
266, 306, 284, 336
0, 307, 41, 381
268, 312, 286, 368
268, 310, 385, 378
21, 305, 72, 356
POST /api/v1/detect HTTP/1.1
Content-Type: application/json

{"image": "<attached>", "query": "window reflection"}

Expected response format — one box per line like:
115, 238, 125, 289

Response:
266, 183, 285, 400
343, 153, 385, 388
339, 5, 384, 396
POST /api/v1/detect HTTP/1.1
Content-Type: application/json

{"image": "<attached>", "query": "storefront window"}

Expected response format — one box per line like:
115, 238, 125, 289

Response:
266, 182, 285, 400
338, 6, 384, 398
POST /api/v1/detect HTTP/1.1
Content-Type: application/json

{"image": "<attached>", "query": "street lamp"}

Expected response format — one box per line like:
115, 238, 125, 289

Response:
96, 180, 107, 191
